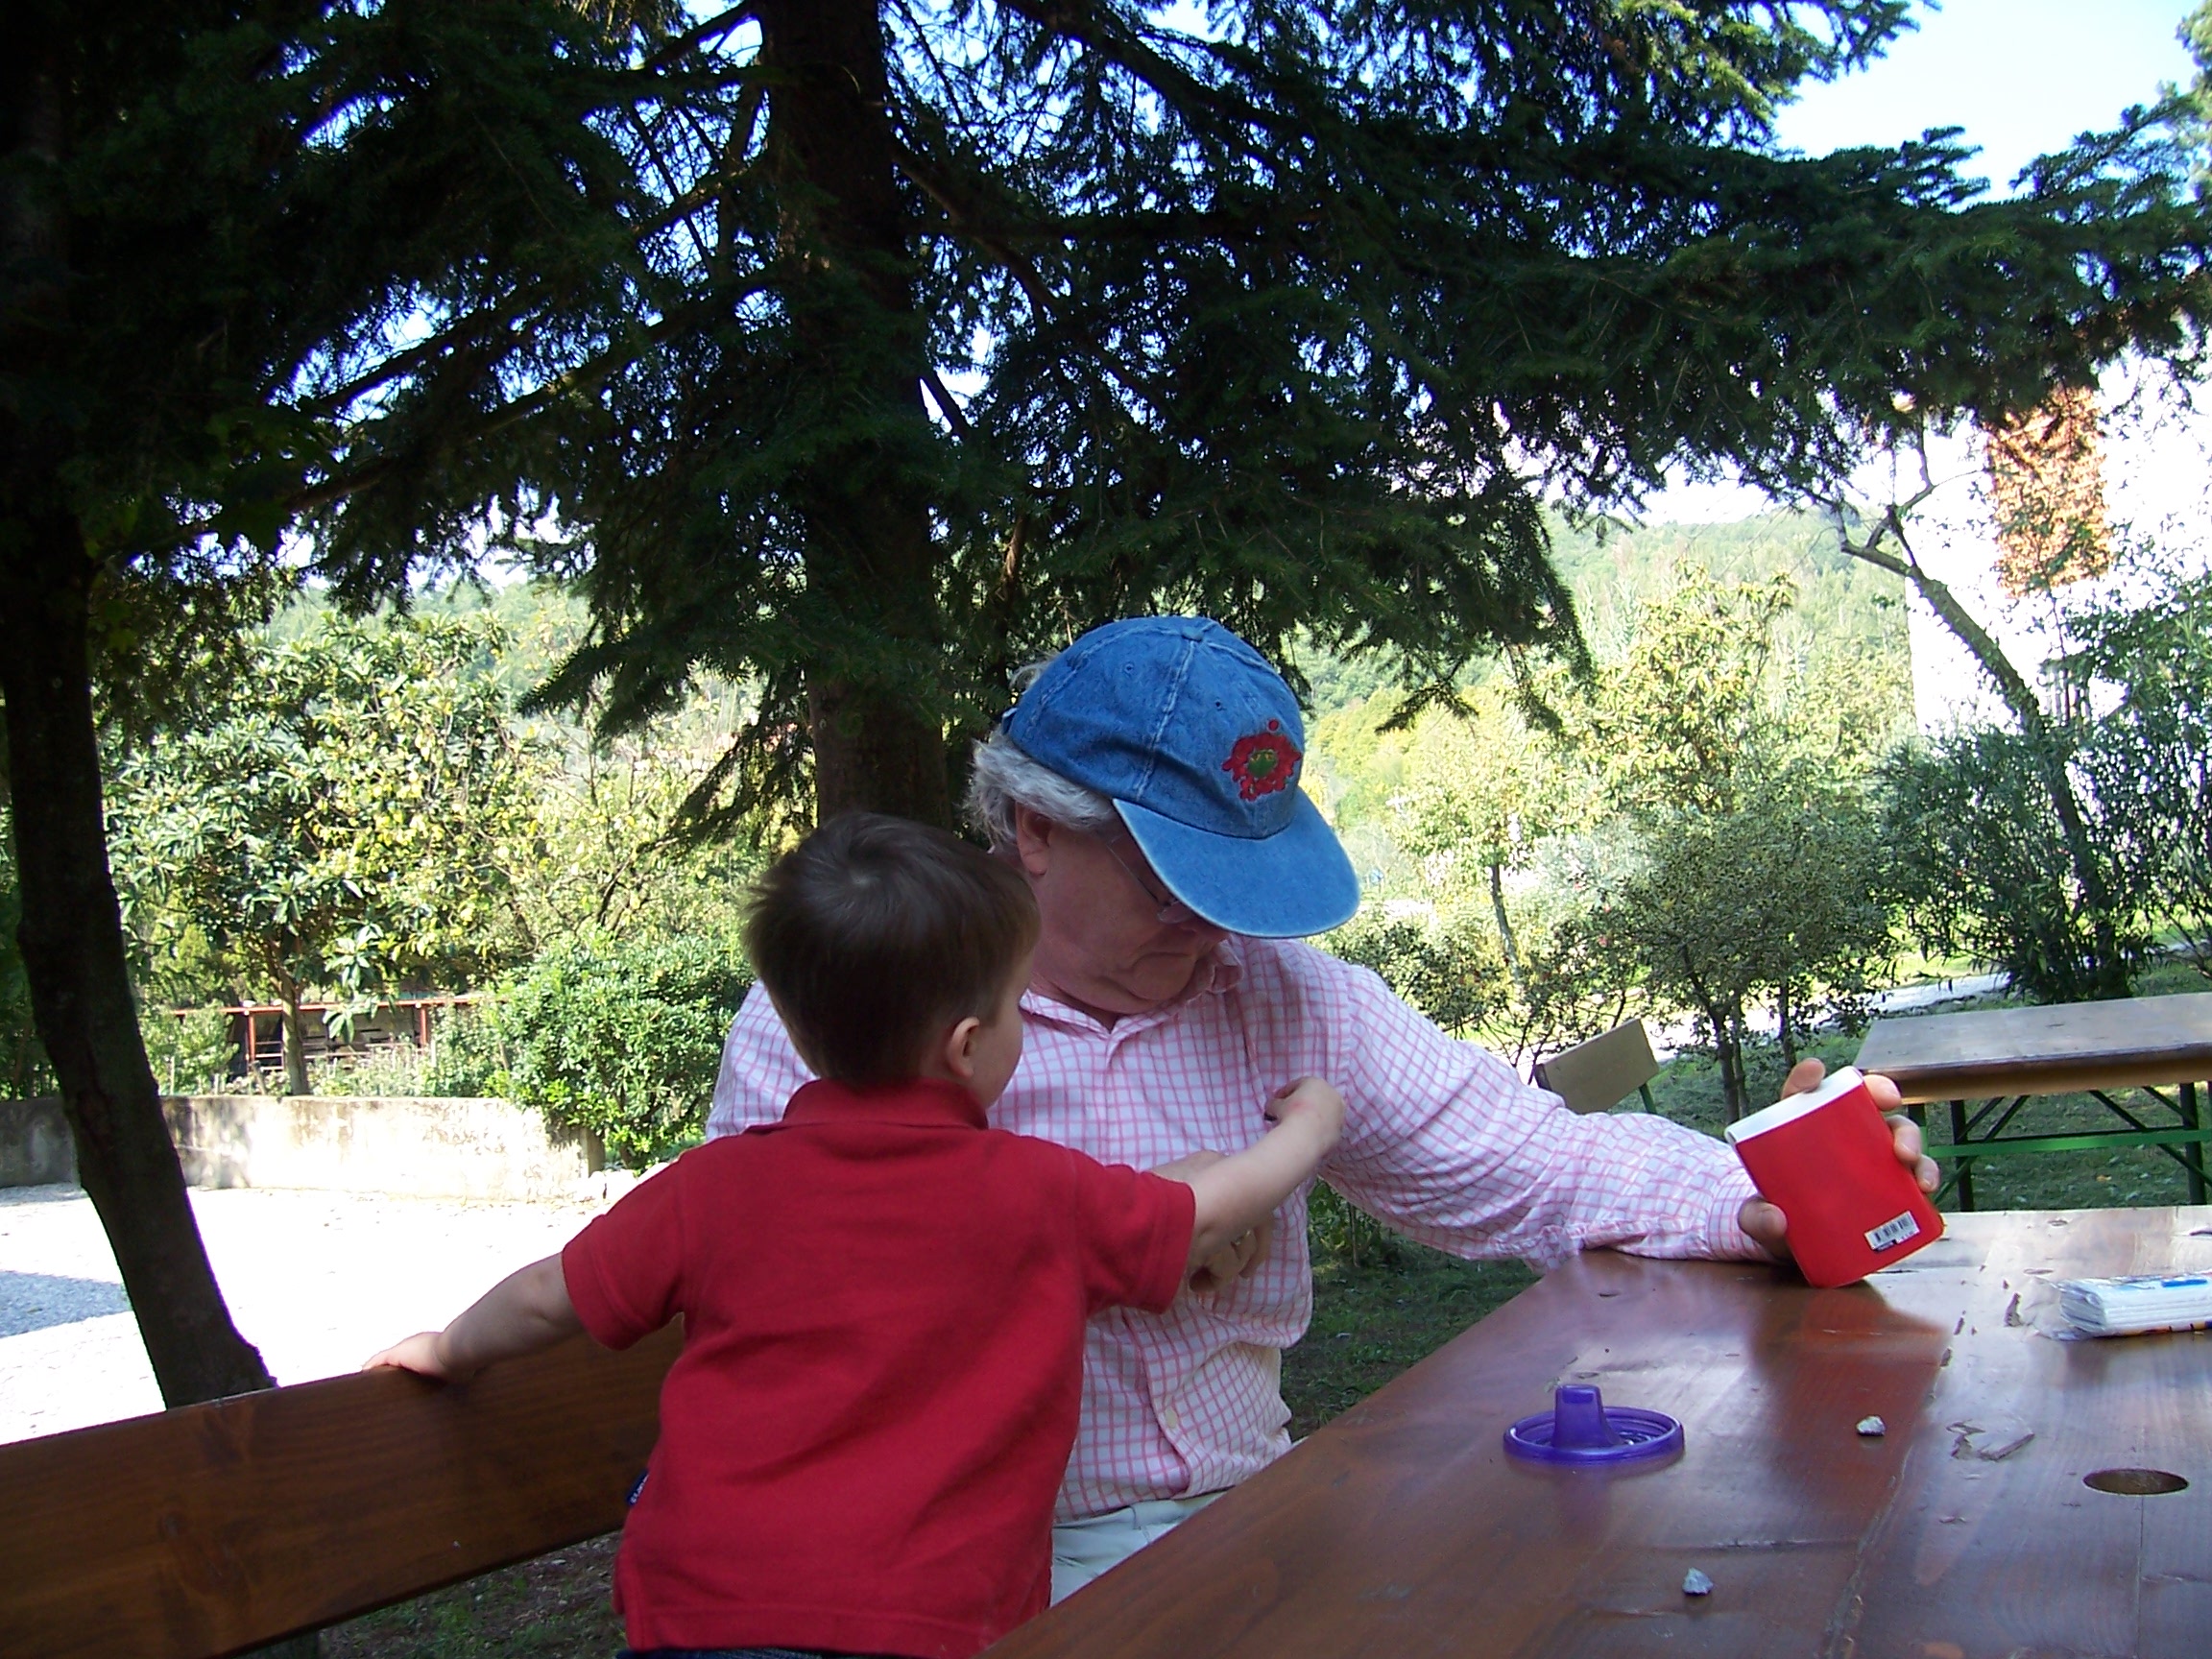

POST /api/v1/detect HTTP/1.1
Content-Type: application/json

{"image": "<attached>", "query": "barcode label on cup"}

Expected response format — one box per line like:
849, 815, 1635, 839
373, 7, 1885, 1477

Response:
1866, 1211, 1921, 1252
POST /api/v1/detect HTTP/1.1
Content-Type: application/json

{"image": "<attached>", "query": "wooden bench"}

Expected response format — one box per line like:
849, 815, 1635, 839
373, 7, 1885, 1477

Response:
1531, 1019, 1661, 1115
0, 1323, 681, 1658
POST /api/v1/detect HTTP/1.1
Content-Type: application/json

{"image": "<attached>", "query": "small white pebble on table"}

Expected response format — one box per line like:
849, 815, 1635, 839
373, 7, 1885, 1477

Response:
1682, 1568, 1714, 1597
1856, 1415, 1887, 1436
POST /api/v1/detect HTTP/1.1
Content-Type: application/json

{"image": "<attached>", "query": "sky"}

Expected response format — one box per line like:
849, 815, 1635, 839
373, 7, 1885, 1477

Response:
1774, 0, 2199, 191
1647, 0, 2203, 521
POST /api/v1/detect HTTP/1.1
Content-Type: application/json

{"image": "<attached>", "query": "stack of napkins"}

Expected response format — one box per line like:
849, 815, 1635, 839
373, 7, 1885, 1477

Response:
2057, 1273, 2212, 1336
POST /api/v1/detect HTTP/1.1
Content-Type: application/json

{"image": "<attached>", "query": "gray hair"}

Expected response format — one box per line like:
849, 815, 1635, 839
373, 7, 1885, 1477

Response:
965, 728, 1118, 848
964, 654, 1119, 847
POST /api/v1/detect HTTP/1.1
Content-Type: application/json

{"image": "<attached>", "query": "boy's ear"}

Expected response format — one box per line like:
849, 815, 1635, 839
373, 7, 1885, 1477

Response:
936, 1014, 985, 1082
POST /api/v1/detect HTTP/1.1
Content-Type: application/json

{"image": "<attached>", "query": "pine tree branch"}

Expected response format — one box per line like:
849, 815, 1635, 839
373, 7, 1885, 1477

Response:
994, 0, 1294, 147
624, 107, 711, 266
919, 367, 974, 441
303, 171, 752, 421
892, 141, 1060, 319
636, 4, 758, 74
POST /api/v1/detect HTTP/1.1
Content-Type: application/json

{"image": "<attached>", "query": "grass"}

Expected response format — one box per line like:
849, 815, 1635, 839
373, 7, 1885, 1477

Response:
323, 1537, 623, 1659
325, 963, 2212, 1656
1281, 1230, 1536, 1438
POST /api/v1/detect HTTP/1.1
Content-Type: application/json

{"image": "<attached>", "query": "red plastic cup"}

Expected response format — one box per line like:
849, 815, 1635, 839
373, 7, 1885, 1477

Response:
1724, 1066, 1944, 1287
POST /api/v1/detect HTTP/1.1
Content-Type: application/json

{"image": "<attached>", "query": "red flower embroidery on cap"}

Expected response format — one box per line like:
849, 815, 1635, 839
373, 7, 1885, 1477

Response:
1221, 719, 1301, 802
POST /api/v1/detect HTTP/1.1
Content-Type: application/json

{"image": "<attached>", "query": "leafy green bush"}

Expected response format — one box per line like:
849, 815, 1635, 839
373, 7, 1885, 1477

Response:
422, 1004, 509, 1097
476, 939, 753, 1168
2071, 568, 2212, 979
1881, 727, 2143, 1003
0, 865, 52, 1097
1307, 1180, 1405, 1270
141, 1007, 238, 1095
1324, 911, 1506, 1038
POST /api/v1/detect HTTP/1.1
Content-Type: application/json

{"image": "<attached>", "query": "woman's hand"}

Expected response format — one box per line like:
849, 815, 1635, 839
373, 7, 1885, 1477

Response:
1737, 1060, 1938, 1262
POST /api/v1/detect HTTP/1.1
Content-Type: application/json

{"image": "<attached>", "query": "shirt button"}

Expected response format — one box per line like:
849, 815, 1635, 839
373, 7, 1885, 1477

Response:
1160, 1406, 1180, 1431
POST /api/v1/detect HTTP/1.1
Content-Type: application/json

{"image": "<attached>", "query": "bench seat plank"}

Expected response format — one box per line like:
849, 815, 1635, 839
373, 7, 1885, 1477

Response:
0, 1323, 679, 1659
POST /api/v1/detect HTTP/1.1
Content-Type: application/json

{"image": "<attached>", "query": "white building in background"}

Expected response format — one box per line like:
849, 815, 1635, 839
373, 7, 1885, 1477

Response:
1874, 364, 2212, 735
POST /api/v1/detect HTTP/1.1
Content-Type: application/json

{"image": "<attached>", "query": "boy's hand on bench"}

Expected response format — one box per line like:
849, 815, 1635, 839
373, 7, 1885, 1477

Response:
364, 1331, 464, 1382
362, 1256, 584, 1383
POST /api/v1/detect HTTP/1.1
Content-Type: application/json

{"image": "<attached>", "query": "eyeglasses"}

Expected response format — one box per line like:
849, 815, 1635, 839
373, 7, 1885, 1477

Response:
1097, 833, 1201, 926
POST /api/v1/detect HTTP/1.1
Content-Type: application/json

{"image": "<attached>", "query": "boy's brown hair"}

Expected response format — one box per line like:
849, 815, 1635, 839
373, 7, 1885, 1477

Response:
744, 811, 1041, 1086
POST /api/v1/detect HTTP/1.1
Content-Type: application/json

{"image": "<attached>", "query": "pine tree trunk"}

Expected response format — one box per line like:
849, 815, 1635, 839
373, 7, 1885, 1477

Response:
0, 508, 276, 1407
759, 0, 951, 827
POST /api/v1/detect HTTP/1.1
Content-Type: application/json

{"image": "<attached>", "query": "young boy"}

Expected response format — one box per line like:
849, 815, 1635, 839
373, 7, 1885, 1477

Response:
367, 811, 1342, 1659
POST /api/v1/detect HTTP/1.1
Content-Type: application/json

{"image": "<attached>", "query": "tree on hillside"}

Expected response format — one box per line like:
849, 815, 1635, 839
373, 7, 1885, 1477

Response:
1815, 421, 2137, 994
1572, 570, 1895, 1117
1388, 683, 1579, 989
1580, 571, 1800, 816
108, 616, 538, 1095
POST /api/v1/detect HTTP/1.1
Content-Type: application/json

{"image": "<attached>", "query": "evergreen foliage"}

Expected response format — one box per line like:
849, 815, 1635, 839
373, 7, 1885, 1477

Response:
286, 2, 2212, 827
3, 0, 655, 1407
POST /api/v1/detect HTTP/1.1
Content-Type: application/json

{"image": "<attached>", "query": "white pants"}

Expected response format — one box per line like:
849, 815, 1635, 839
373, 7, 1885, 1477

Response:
1050, 1491, 1223, 1604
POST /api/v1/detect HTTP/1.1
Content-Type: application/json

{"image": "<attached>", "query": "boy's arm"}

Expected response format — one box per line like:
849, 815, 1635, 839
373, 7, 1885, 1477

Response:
363, 1255, 584, 1382
1171, 1077, 1345, 1273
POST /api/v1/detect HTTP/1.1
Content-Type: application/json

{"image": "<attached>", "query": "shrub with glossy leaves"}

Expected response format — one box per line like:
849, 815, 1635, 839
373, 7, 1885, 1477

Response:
481, 937, 753, 1169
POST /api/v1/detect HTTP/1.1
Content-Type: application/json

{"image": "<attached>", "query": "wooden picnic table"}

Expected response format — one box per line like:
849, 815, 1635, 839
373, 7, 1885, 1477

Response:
1857, 992, 2212, 1209
982, 1207, 2212, 1659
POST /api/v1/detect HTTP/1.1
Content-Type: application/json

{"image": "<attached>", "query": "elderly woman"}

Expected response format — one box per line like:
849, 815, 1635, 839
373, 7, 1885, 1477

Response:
709, 615, 1934, 1600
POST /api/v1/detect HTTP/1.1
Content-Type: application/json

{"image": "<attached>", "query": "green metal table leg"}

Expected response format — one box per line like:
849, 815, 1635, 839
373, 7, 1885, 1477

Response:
2184, 1081, 2206, 1207
1950, 1097, 1975, 1212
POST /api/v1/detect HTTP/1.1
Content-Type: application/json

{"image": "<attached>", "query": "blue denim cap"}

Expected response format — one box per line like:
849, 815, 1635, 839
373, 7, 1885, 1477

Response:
1000, 616, 1359, 937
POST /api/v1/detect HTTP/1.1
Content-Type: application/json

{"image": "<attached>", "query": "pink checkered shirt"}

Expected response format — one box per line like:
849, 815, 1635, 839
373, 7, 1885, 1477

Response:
709, 935, 1759, 1521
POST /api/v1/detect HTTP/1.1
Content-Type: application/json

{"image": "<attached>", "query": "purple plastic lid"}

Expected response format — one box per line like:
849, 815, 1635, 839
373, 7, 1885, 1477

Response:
1503, 1384, 1684, 1465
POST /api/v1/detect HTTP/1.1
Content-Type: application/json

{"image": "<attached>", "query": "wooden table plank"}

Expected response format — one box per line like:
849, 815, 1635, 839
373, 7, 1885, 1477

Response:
1840, 1209, 2212, 1659
988, 1251, 1954, 1657
1857, 994, 2212, 1102
984, 1212, 2212, 1659
0, 1322, 680, 1659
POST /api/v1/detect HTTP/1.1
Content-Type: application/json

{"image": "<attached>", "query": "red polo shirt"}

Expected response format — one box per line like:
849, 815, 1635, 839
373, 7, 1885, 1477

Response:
561, 1076, 1195, 1658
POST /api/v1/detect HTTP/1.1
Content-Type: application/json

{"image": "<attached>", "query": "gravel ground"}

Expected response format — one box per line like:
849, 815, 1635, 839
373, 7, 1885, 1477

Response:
0, 1183, 610, 1445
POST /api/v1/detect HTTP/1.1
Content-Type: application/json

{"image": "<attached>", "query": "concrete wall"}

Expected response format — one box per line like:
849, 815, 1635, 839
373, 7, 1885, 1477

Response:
0, 1097, 78, 1187
1, 1094, 603, 1202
